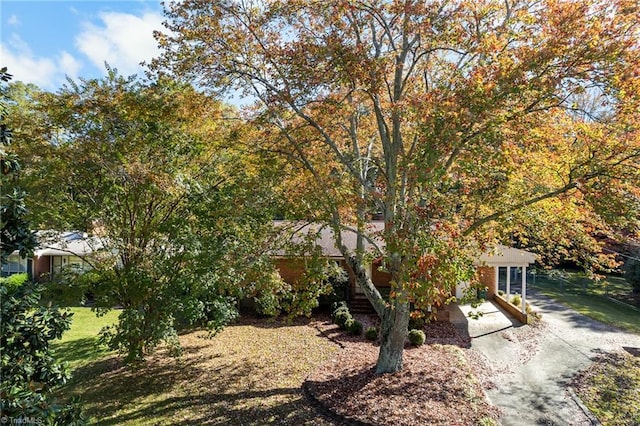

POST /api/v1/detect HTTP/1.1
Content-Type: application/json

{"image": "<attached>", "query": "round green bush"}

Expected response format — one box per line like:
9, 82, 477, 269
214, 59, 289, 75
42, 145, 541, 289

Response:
344, 318, 355, 332
408, 329, 426, 346
347, 319, 363, 336
334, 310, 352, 329
331, 305, 349, 319
365, 326, 378, 341
510, 295, 522, 307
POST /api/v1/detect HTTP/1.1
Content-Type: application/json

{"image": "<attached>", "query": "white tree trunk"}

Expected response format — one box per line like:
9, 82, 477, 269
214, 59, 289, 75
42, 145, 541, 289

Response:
375, 297, 409, 374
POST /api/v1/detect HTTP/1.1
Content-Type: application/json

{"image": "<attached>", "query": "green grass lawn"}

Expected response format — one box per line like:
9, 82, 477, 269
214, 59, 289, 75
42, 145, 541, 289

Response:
573, 350, 640, 426
52, 307, 120, 368
533, 271, 640, 334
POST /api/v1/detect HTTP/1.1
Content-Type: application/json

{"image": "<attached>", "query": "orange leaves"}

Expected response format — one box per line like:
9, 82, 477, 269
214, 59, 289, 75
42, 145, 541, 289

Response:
159, 0, 640, 278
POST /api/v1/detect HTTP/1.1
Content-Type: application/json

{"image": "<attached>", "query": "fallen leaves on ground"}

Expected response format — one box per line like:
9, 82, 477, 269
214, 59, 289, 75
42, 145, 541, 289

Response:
60, 316, 339, 425
59, 313, 499, 425
571, 350, 640, 426
306, 316, 499, 426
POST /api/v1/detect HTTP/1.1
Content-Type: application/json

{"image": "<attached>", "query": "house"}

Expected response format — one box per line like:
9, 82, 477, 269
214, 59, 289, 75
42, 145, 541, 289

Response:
1, 252, 32, 278
273, 221, 537, 319
1, 231, 98, 281
2, 222, 536, 321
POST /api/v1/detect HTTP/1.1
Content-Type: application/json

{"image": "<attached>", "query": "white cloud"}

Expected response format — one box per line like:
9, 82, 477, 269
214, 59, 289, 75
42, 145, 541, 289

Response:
75, 11, 164, 77
0, 34, 82, 90
58, 51, 82, 81
8, 14, 20, 26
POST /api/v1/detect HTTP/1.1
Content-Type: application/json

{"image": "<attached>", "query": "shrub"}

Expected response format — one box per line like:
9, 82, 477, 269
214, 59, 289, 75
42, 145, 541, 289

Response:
319, 267, 350, 308
331, 305, 350, 322
0, 281, 83, 421
255, 291, 281, 317
408, 329, 426, 346
344, 318, 355, 333
510, 295, 522, 306
334, 310, 352, 330
347, 319, 363, 336
0, 272, 29, 294
331, 300, 348, 313
365, 326, 379, 341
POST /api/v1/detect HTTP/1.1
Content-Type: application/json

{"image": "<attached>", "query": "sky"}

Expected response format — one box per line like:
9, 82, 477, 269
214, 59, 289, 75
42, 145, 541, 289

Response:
1, 0, 167, 92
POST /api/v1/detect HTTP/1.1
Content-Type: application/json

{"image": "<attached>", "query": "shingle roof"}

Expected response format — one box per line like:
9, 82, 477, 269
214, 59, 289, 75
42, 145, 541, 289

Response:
475, 244, 537, 266
273, 221, 384, 257
274, 221, 536, 266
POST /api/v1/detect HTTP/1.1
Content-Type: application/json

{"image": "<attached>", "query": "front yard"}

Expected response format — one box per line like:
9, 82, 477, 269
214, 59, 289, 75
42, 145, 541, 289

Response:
52, 309, 497, 425
533, 271, 640, 334
532, 271, 640, 426
54, 313, 338, 425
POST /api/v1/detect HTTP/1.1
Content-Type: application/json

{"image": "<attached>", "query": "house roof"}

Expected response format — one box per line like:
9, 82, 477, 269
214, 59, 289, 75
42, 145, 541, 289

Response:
273, 221, 384, 258
474, 244, 537, 267
33, 231, 102, 258
274, 221, 536, 267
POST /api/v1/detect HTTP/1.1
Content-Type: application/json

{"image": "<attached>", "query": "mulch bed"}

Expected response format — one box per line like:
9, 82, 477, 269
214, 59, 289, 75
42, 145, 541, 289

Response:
305, 316, 499, 425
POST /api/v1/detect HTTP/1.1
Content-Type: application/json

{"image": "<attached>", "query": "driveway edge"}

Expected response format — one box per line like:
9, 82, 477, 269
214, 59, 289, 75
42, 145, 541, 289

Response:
567, 387, 601, 426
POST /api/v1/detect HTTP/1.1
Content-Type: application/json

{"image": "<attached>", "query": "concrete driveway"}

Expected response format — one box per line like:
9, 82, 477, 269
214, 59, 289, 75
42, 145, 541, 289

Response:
451, 291, 640, 426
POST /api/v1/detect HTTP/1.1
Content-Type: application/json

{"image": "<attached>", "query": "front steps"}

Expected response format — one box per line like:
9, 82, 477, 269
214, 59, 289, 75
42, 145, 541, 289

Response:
349, 295, 375, 314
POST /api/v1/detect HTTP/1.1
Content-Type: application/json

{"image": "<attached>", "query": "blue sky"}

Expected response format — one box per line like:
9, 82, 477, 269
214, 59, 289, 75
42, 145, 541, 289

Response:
1, 0, 167, 92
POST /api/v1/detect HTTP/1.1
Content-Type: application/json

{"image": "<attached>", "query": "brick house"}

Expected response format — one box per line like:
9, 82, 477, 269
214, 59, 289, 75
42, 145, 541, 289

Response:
2, 231, 98, 281
273, 221, 537, 317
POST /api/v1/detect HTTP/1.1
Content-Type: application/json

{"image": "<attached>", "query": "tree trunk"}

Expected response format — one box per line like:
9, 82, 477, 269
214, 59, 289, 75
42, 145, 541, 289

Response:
375, 297, 409, 374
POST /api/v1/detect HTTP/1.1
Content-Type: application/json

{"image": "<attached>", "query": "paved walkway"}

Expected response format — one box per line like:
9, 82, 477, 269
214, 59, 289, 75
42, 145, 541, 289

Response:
450, 291, 640, 426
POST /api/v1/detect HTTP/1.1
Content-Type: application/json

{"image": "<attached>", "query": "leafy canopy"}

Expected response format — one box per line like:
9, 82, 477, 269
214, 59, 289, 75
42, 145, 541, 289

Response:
25, 68, 285, 362
156, 0, 640, 373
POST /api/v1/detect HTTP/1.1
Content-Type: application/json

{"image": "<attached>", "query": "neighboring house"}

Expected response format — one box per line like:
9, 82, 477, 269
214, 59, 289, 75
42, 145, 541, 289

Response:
1, 253, 32, 278
273, 221, 536, 318
1, 231, 98, 281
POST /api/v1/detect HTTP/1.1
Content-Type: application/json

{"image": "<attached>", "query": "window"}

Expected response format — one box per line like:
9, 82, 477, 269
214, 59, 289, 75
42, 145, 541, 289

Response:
52, 255, 90, 277
497, 266, 523, 295
1, 255, 28, 277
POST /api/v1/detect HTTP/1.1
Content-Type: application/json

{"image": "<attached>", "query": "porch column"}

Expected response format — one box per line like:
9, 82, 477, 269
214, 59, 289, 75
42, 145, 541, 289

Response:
506, 266, 511, 300
494, 266, 499, 297
521, 265, 527, 315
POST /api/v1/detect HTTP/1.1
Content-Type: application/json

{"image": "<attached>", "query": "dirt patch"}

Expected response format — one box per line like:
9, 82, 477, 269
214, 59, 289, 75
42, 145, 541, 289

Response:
306, 317, 499, 426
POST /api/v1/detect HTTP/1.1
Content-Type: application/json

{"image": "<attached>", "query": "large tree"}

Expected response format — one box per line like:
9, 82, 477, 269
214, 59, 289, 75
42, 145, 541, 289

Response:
1, 68, 82, 424
14, 69, 284, 362
1, 67, 37, 260
156, 0, 640, 373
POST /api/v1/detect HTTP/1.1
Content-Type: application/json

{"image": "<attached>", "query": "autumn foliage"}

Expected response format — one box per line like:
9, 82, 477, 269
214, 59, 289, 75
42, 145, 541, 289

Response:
156, 0, 639, 371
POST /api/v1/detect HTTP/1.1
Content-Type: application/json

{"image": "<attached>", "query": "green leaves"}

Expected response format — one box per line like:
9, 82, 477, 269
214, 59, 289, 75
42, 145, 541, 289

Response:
16, 68, 290, 363
0, 281, 79, 422
156, 0, 639, 373
1, 70, 37, 262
